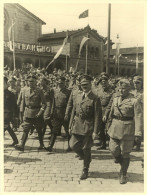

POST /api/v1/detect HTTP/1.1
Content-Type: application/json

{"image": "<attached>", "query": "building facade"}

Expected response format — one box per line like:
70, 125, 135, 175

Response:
4, 3, 52, 70
38, 25, 106, 75
104, 47, 144, 76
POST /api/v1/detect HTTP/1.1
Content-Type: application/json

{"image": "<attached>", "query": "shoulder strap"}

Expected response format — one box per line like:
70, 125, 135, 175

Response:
116, 98, 124, 117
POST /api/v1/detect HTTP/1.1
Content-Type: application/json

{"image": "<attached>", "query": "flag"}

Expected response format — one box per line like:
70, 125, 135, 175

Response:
46, 35, 68, 69
79, 10, 88, 19
8, 21, 15, 51
78, 36, 90, 57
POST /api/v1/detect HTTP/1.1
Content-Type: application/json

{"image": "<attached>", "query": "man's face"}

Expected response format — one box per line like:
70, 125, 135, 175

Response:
101, 79, 108, 89
133, 81, 142, 91
40, 79, 46, 87
29, 79, 37, 89
119, 86, 129, 98
81, 83, 91, 93
58, 81, 65, 89
9, 80, 15, 87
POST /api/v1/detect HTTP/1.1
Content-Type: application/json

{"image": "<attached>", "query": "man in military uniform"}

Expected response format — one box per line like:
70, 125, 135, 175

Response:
4, 76, 19, 146
132, 75, 143, 151
69, 75, 102, 180
8, 77, 20, 131
15, 75, 46, 151
46, 76, 71, 152
95, 73, 113, 149
40, 77, 54, 137
108, 79, 143, 184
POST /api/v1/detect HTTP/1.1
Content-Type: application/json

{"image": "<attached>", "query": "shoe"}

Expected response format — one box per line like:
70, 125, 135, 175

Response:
79, 157, 84, 160
65, 147, 72, 152
8, 141, 18, 147
119, 174, 127, 184
80, 169, 88, 180
38, 145, 45, 150
46, 146, 53, 152
97, 145, 106, 150
15, 145, 24, 152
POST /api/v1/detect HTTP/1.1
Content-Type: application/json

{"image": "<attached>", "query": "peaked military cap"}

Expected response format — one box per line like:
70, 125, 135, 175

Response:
80, 74, 93, 84
119, 79, 130, 88
9, 76, 16, 82
27, 75, 37, 81
133, 75, 143, 83
57, 76, 66, 83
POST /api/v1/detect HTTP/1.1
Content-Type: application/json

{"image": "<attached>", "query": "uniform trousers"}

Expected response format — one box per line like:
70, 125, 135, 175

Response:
21, 116, 44, 147
109, 137, 134, 158
70, 134, 93, 169
4, 120, 18, 143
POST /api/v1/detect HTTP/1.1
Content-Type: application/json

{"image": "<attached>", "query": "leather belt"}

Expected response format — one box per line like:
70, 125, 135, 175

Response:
26, 106, 41, 109
112, 115, 133, 121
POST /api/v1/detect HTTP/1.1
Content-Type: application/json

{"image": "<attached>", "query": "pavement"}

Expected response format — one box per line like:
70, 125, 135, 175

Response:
4, 127, 144, 192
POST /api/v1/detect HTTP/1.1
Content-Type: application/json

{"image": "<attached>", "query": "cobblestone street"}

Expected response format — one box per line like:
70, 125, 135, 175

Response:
4, 127, 144, 192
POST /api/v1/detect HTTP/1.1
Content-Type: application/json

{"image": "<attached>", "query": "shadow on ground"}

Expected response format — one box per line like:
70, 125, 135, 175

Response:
4, 154, 42, 164
89, 171, 144, 183
4, 168, 13, 174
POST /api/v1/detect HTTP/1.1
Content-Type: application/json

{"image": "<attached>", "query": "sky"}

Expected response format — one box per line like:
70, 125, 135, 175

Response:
20, 1, 144, 49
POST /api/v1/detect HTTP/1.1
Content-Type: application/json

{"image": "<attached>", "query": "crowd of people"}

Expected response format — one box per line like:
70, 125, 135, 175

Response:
4, 65, 143, 184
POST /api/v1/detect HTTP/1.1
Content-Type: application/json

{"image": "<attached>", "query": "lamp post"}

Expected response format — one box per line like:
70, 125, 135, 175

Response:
37, 45, 42, 68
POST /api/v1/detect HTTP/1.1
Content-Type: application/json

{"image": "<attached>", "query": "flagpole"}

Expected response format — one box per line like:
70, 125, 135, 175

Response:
66, 31, 68, 72
106, 3, 111, 74
12, 19, 16, 70
85, 33, 88, 74
136, 44, 138, 74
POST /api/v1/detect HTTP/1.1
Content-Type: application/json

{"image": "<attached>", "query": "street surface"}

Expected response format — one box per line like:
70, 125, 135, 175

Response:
4, 127, 144, 192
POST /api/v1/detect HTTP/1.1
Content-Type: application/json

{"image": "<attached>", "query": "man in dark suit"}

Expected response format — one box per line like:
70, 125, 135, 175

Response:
69, 75, 102, 180
15, 75, 46, 151
4, 76, 18, 146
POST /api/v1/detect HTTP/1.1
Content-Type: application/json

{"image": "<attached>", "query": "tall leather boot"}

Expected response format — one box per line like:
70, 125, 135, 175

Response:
65, 132, 72, 152
46, 133, 56, 152
80, 149, 91, 180
7, 126, 18, 146
37, 130, 44, 150
15, 132, 28, 151
114, 154, 123, 165
119, 158, 130, 184
135, 141, 141, 151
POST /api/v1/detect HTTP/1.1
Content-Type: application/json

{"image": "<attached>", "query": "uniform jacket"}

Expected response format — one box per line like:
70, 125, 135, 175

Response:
108, 93, 143, 140
71, 91, 102, 136
17, 86, 29, 112
42, 87, 54, 119
50, 87, 71, 119
22, 87, 46, 118
4, 89, 18, 121
97, 87, 113, 117
65, 86, 81, 118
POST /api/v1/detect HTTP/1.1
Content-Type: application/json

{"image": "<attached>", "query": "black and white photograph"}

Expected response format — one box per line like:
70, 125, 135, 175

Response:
1, 0, 145, 193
